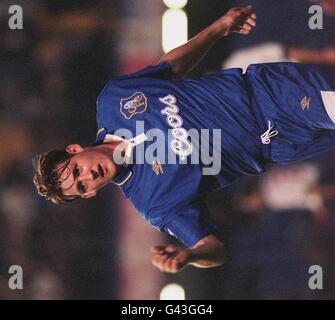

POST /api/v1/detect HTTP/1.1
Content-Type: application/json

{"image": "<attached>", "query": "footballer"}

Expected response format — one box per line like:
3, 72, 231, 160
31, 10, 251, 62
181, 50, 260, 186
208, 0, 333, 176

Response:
33, 6, 335, 273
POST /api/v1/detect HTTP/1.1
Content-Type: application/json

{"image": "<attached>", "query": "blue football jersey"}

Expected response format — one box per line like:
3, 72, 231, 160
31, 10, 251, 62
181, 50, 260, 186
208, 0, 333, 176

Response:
95, 61, 335, 247
95, 62, 267, 247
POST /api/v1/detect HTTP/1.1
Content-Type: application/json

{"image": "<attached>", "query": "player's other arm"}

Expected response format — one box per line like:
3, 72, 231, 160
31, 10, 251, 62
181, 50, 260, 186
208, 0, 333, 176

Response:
151, 234, 225, 273
158, 5, 256, 79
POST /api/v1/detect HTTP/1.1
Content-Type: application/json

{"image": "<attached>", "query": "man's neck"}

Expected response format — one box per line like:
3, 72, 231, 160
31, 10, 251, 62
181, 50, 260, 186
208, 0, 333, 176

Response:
100, 140, 128, 173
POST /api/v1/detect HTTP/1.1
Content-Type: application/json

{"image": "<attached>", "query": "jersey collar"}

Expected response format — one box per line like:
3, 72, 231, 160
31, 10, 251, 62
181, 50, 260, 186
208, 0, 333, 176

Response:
95, 128, 147, 186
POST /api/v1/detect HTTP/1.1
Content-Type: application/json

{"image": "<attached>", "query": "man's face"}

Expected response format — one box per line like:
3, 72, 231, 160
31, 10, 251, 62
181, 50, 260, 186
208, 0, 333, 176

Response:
59, 144, 118, 199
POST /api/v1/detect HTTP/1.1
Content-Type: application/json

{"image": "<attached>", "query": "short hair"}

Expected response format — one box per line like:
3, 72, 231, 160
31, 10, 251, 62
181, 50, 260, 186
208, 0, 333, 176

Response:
33, 150, 79, 204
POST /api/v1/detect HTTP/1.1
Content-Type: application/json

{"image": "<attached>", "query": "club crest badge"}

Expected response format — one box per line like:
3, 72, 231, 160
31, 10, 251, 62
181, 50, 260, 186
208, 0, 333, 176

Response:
120, 92, 148, 119
300, 96, 311, 111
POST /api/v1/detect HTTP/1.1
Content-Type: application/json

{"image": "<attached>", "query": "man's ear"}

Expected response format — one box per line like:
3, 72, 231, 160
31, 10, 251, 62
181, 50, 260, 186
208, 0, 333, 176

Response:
81, 191, 97, 199
66, 144, 84, 155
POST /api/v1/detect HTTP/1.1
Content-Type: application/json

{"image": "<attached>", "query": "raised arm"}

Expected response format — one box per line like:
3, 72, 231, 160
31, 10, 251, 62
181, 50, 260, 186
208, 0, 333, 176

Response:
158, 5, 257, 79
151, 234, 225, 273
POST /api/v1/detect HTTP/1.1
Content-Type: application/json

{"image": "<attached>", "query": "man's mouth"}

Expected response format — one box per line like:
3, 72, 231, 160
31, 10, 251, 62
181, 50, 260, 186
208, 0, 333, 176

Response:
98, 164, 105, 178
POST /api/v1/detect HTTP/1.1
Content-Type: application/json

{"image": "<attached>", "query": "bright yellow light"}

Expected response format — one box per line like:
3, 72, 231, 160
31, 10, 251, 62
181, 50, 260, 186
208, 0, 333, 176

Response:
160, 283, 185, 300
162, 9, 188, 53
163, 0, 188, 9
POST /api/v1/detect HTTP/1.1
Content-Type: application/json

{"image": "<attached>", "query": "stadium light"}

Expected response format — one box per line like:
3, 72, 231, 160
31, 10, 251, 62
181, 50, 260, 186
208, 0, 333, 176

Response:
163, 0, 188, 9
160, 283, 185, 300
162, 8, 188, 53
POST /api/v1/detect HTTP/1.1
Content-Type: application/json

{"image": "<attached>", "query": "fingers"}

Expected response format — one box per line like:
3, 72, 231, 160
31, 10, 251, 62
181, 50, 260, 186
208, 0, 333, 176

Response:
150, 244, 179, 272
150, 245, 188, 273
152, 255, 185, 273
233, 24, 252, 35
234, 28, 250, 35
164, 244, 178, 253
165, 256, 183, 273
235, 10, 257, 35
150, 245, 165, 254
242, 12, 256, 27
247, 16, 256, 27
150, 244, 177, 254
222, 5, 257, 37
242, 22, 252, 31
151, 253, 172, 272
152, 253, 171, 271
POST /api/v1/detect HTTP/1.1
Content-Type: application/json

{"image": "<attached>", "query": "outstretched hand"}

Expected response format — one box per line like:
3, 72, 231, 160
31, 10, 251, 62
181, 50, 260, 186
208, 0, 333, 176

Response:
217, 5, 257, 37
157, 5, 257, 79
151, 244, 191, 273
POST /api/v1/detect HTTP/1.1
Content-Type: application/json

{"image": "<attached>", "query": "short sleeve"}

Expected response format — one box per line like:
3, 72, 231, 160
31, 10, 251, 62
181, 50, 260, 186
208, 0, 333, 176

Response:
161, 202, 221, 247
116, 61, 173, 81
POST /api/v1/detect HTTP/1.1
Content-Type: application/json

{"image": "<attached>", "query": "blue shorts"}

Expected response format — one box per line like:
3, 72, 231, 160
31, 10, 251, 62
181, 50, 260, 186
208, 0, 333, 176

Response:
245, 63, 335, 164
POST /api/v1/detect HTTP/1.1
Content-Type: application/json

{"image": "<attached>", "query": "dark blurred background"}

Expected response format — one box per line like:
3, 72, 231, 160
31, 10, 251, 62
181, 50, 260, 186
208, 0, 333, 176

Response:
0, 0, 335, 299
